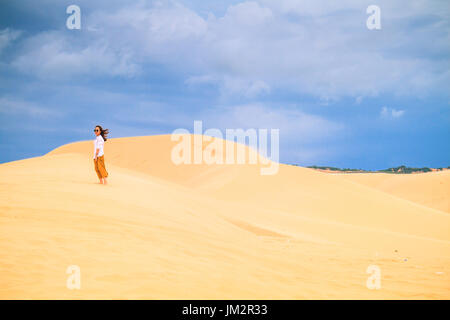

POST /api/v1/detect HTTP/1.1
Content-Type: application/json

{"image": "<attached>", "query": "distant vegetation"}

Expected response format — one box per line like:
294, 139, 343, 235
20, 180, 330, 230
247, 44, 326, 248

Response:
378, 165, 432, 174
306, 165, 365, 172
294, 165, 449, 174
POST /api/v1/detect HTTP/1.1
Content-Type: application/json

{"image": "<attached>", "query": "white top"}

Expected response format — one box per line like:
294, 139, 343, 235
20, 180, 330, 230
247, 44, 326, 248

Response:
93, 135, 105, 158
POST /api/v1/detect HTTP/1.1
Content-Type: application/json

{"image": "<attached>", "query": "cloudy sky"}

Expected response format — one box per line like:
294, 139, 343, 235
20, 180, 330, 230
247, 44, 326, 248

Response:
0, 0, 449, 169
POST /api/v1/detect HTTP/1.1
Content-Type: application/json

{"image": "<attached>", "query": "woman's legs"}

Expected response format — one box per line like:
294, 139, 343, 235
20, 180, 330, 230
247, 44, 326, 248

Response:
94, 159, 103, 183
97, 156, 108, 185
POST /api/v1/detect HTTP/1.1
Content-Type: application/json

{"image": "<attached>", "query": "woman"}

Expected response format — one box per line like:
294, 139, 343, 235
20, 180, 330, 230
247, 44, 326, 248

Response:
93, 125, 109, 184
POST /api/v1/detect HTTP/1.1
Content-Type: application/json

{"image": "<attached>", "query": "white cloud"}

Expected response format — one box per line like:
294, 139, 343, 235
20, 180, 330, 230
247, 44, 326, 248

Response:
203, 103, 343, 142
391, 109, 405, 118
95, 1, 208, 41
0, 28, 21, 54
221, 77, 270, 98
380, 106, 405, 119
185, 74, 271, 98
185, 74, 217, 86
355, 96, 363, 105
8, 0, 450, 98
108, 96, 342, 144
11, 31, 139, 79
0, 97, 58, 117
222, 1, 273, 26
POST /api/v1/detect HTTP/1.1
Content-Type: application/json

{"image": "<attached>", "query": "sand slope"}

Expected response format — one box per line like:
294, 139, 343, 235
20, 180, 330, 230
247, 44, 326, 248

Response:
0, 135, 449, 299
341, 171, 449, 213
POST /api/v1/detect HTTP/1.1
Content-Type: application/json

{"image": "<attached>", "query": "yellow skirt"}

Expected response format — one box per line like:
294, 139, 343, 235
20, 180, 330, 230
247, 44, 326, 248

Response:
94, 155, 108, 179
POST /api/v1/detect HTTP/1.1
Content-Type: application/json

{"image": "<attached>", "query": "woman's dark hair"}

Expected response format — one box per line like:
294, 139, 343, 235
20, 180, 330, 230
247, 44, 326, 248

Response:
95, 125, 109, 141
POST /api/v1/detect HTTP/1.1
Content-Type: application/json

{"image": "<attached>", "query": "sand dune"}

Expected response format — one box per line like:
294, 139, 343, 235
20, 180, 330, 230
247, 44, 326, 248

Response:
0, 135, 449, 299
341, 171, 449, 213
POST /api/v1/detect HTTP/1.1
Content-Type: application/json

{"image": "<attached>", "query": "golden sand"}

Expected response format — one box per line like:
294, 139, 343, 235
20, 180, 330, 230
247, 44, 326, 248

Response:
0, 135, 449, 299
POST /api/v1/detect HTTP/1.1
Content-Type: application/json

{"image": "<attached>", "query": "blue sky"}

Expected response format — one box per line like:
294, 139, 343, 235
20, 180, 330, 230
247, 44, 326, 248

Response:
0, 0, 449, 169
